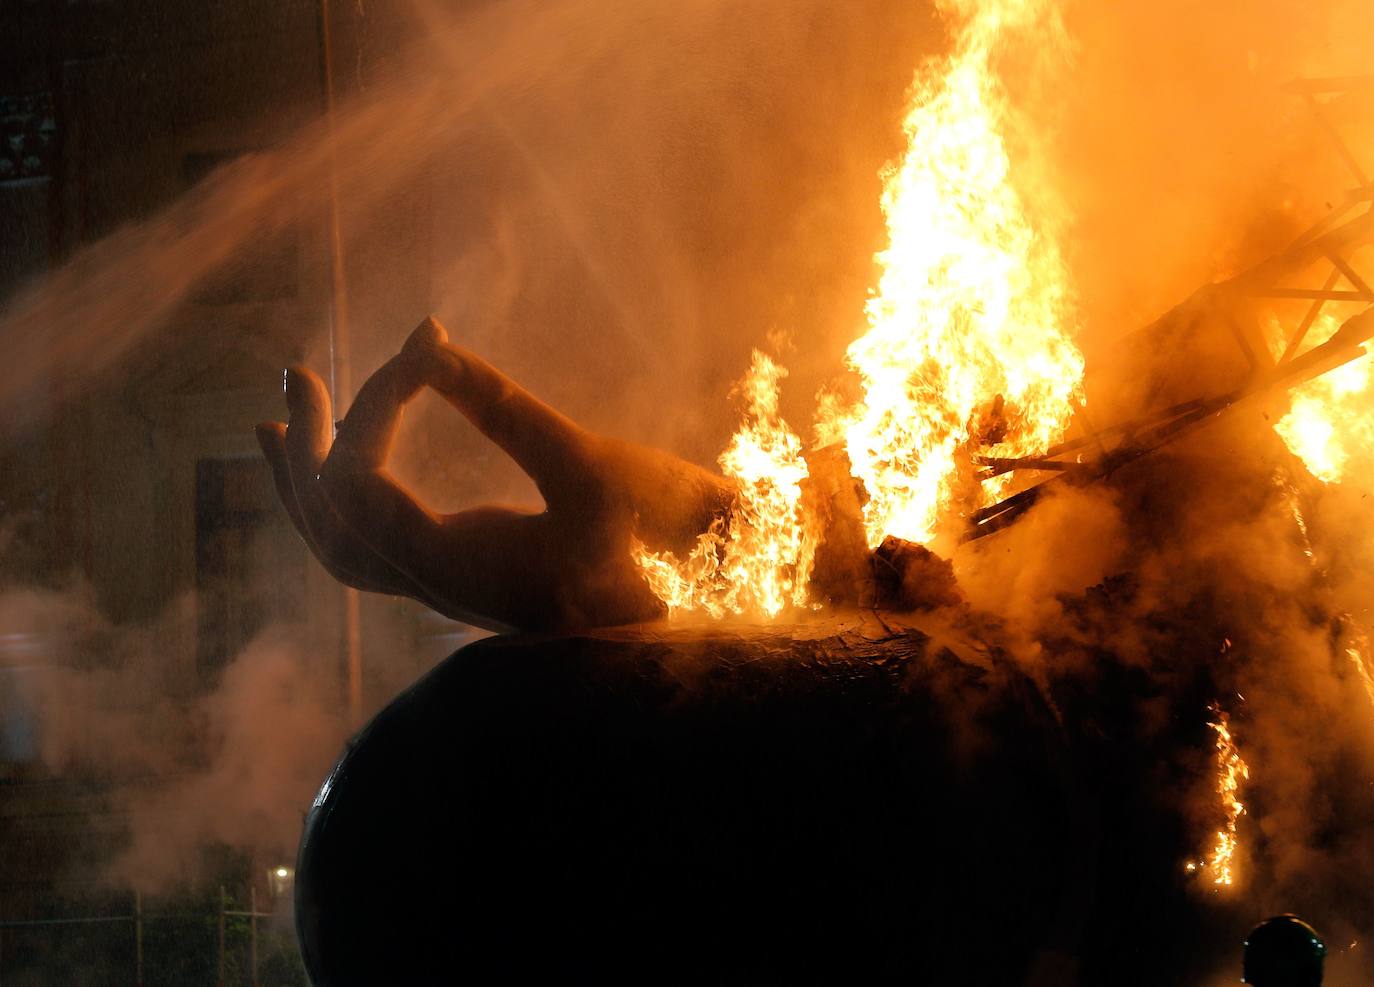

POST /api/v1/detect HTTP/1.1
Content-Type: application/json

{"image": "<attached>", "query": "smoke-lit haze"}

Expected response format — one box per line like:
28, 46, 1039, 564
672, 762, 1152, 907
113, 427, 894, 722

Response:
2, 0, 1373, 981
0, 583, 439, 891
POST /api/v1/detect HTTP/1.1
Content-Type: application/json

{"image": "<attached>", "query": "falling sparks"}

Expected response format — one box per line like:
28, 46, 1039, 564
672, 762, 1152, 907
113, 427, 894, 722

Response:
816, 0, 1084, 547
1195, 704, 1250, 888
1274, 315, 1374, 484
1348, 645, 1374, 709
1275, 471, 1316, 561
633, 351, 819, 619
1344, 625, 1374, 713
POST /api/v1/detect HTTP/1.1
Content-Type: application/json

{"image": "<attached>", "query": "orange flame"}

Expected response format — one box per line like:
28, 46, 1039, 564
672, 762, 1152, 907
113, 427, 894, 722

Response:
1195, 704, 1249, 888
637, 0, 1084, 615
816, 0, 1084, 547
633, 351, 818, 619
1274, 316, 1374, 484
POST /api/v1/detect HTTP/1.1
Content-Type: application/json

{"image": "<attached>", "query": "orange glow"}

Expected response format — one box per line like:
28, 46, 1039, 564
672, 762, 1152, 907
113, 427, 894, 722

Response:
637, 0, 1086, 614
1199, 705, 1249, 888
1275, 317, 1374, 483
1345, 627, 1374, 712
816, 0, 1083, 547
633, 351, 819, 618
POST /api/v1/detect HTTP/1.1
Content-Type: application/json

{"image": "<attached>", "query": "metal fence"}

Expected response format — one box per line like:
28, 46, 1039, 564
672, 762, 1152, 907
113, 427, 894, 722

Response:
0, 886, 304, 987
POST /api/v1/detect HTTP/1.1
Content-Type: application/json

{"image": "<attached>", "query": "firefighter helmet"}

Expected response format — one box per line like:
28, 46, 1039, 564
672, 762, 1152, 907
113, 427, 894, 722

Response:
1243, 914, 1326, 987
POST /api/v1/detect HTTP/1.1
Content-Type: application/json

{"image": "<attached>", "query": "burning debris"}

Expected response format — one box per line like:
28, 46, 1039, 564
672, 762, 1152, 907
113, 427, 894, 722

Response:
624, 5, 1374, 633
631, 350, 819, 618
634, 0, 1086, 620
1275, 316, 1374, 481
818, 0, 1082, 552
1, 0, 1372, 981
245, 4, 1374, 983
1193, 704, 1251, 889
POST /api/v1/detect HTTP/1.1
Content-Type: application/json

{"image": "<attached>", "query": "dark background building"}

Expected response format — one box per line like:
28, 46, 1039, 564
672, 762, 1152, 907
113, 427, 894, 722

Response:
0, 3, 450, 981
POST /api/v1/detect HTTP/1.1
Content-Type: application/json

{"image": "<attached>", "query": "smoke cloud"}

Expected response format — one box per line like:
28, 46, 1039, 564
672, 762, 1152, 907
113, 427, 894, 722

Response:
0, 583, 441, 892
2, 0, 1373, 980
943, 3, 1374, 980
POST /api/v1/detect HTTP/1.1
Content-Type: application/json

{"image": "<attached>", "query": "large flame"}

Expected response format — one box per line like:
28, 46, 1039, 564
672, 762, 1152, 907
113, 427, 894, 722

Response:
1274, 315, 1374, 483
637, 0, 1084, 615
817, 0, 1084, 547
633, 351, 819, 619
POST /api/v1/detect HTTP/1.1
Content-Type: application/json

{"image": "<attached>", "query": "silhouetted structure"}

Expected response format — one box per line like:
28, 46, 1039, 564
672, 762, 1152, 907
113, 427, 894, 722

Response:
1244, 915, 1326, 987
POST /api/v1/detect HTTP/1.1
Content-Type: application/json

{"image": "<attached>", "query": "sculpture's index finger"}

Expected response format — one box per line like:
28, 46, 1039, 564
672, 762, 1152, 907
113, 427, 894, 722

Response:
401, 314, 448, 360
329, 352, 424, 471
407, 317, 592, 503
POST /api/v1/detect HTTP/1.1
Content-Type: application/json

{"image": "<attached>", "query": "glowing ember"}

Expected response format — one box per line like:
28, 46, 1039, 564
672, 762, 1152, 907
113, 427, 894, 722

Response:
1275, 315, 1374, 483
816, 0, 1084, 547
633, 351, 818, 619
1197, 704, 1250, 888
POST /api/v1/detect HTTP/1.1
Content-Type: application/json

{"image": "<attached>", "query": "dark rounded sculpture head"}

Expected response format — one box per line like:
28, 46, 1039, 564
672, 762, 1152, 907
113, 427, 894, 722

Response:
1244, 915, 1326, 987
292, 620, 1211, 984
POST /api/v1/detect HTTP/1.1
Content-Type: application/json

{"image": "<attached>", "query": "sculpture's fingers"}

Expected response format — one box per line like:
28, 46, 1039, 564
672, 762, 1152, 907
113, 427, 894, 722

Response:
281, 365, 348, 556
326, 352, 423, 470
311, 357, 484, 614
276, 368, 438, 601
256, 420, 398, 595
319, 347, 638, 630
283, 366, 333, 477
318, 471, 653, 632
402, 317, 594, 505
317, 459, 532, 632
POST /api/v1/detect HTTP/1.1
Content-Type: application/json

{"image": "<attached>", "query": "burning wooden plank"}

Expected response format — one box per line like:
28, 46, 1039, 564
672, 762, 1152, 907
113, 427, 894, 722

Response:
966, 302, 1374, 541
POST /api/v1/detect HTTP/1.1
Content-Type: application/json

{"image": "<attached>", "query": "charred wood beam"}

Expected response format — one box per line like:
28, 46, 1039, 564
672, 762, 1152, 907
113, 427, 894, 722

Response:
1279, 268, 1342, 363
967, 398, 1229, 539
966, 489, 1045, 538
1039, 395, 1216, 462
968, 81, 1374, 544
1278, 77, 1374, 185
1237, 208, 1373, 293
1226, 308, 1272, 374
970, 483, 1050, 527
975, 455, 1077, 480
1258, 288, 1371, 302
1301, 90, 1370, 187
1289, 198, 1365, 251
965, 307, 1374, 542
1270, 307, 1373, 380
1328, 252, 1374, 299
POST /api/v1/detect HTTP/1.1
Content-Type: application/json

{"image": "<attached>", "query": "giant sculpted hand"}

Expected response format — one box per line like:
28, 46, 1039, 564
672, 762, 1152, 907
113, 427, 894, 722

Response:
257, 318, 732, 632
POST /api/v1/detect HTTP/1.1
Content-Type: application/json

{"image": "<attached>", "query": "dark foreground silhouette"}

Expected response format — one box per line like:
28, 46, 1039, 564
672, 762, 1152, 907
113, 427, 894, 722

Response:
294, 615, 1239, 986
